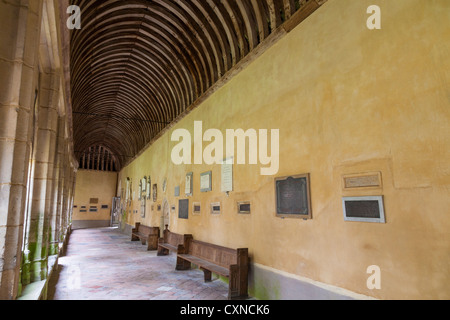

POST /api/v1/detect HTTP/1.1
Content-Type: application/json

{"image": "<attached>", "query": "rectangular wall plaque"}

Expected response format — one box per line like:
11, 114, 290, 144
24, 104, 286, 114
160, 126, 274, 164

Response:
185, 172, 193, 196
200, 171, 212, 192
342, 196, 386, 223
343, 172, 382, 190
179, 199, 189, 220
275, 174, 312, 219
237, 201, 251, 214
221, 158, 233, 193
211, 202, 221, 215
193, 202, 201, 215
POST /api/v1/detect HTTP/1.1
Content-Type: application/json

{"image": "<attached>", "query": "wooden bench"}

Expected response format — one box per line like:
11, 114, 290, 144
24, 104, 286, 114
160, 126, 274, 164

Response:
131, 223, 160, 251
177, 240, 249, 300
157, 225, 193, 260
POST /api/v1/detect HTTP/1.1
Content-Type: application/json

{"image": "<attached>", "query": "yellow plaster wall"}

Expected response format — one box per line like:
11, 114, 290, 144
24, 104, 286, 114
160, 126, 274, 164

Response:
118, 0, 450, 300
73, 170, 118, 222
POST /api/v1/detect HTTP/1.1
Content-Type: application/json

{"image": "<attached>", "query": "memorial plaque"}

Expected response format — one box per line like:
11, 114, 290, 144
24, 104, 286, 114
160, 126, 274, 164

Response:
174, 186, 180, 197
238, 202, 251, 214
343, 196, 385, 223
146, 177, 152, 200
343, 172, 382, 189
275, 174, 312, 219
185, 172, 193, 196
211, 202, 221, 215
152, 184, 157, 202
179, 199, 189, 220
193, 202, 201, 215
201, 171, 212, 192
221, 158, 233, 193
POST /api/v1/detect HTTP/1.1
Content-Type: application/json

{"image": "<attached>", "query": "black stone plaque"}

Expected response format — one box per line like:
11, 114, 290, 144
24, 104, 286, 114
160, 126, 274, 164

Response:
276, 174, 311, 219
342, 196, 385, 223
179, 199, 189, 220
238, 202, 251, 214
345, 201, 380, 219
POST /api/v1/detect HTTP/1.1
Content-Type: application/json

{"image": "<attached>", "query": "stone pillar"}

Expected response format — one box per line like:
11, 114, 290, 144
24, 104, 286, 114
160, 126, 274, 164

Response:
60, 149, 71, 241
54, 117, 66, 246
48, 115, 64, 256
0, 0, 43, 300
22, 72, 59, 284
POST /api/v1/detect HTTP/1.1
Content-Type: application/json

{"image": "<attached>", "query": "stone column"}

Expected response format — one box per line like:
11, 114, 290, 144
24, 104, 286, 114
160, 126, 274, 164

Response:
60, 149, 71, 241
22, 72, 59, 284
54, 117, 66, 246
48, 115, 64, 256
0, 0, 43, 300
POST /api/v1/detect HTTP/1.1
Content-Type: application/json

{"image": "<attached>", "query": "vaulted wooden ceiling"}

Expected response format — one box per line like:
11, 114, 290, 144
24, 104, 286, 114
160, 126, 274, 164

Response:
71, 0, 325, 170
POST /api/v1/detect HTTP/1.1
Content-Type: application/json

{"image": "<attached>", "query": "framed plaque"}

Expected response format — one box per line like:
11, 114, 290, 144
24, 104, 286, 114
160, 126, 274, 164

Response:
185, 172, 193, 196
193, 202, 201, 215
343, 196, 386, 223
237, 201, 251, 214
221, 157, 233, 193
146, 177, 152, 200
179, 199, 189, 220
211, 202, 221, 215
275, 174, 312, 219
152, 184, 157, 202
200, 171, 212, 192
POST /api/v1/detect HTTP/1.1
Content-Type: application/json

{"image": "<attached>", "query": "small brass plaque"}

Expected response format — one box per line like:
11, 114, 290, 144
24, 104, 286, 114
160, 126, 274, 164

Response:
343, 173, 381, 189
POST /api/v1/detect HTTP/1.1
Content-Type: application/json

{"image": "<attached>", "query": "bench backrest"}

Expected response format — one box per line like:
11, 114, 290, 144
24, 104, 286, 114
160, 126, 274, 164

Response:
188, 240, 244, 269
137, 224, 159, 236
164, 230, 189, 246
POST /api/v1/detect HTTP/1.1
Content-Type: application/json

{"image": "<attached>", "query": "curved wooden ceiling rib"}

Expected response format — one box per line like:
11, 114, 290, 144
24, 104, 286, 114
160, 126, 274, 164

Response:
71, 0, 321, 169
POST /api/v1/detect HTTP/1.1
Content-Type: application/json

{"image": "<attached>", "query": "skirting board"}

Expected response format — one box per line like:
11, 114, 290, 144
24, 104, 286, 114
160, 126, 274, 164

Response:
250, 263, 376, 300
72, 220, 111, 230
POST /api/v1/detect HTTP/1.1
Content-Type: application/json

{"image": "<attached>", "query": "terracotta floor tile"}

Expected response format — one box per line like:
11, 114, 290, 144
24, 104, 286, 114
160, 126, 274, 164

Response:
48, 228, 229, 300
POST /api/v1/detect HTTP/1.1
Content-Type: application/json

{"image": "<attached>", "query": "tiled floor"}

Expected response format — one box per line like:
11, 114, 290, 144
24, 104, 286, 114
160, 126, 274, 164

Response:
48, 228, 229, 300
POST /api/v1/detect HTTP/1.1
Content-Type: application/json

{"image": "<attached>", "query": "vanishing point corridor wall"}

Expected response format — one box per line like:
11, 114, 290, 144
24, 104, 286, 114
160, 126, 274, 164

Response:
117, 0, 450, 300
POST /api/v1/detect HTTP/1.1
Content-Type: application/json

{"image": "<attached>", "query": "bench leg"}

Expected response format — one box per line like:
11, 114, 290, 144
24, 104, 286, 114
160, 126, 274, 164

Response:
228, 265, 248, 300
147, 236, 158, 251
157, 247, 169, 256
131, 234, 139, 242
176, 257, 191, 271
201, 268, 212, 282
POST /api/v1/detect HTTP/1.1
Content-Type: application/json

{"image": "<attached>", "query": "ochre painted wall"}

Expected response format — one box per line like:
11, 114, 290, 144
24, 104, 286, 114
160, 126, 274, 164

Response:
73, 170, 118, 224
118, 0, 450, 300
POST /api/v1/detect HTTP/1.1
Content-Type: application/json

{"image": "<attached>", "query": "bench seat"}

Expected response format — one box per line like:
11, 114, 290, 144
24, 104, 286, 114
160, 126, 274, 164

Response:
158, 243, 178, 253
131, 223, 160, 251
157, 225, 193, 257
176, 239, 248, 300
178, 254, 230, 277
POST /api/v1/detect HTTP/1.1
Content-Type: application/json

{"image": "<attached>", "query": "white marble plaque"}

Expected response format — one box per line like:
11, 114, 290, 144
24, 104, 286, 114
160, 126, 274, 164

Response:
221, 158, 233, 193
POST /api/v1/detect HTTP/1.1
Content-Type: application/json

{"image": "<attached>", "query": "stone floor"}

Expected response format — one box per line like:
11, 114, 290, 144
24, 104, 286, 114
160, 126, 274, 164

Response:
48, 227, 230, 300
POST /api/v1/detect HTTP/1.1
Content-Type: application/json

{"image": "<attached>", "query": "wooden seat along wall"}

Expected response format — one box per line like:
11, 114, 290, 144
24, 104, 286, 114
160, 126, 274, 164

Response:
177, 239, 249, 300
131, 223, 160, 251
